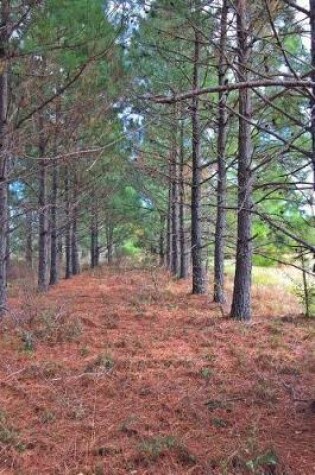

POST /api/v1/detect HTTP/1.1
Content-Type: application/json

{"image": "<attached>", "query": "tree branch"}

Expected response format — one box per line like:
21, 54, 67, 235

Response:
144, 79, 315, 104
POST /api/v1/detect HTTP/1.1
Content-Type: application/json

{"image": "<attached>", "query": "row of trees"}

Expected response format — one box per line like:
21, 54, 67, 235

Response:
128, 0, 315, 319
0, 0, 154, 316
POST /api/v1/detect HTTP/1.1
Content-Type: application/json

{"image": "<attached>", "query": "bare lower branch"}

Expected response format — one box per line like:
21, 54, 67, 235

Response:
144, 79, 315, 104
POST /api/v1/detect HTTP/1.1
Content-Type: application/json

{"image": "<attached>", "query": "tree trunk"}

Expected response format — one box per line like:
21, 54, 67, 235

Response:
25, 209, 33, 268
170, 112, 180, 276
179, 118, 188, 279
71, 174, 80, 275
310, 0, 315, 189
90, 211, 99, 268
191, 28, 205, 294
230, 0, 253, 320
159, 214, 165, 266
6, 195, 10, 274
71, 211, 80, 275
90, 224, 95, 268
37, 115, 49, 292
165, 183, 172, 268
49, 158, 59, 285
301, 249, 310, 317
50, 99, 61, 286
0, 0, 9, 315
38, 159, 49, 291
106, 224, 114, 264
0, 160, 7, 315
214, 0, 228, 303
107, 241, 113, 264
57, 234, 63, 273
65, 167, 72, 279
94, 225, 100, 266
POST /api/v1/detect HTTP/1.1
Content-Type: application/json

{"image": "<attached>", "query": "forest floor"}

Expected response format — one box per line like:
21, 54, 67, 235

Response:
0, 264, 314, 475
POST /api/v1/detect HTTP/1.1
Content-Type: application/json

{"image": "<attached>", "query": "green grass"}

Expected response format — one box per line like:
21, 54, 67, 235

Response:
225, 261, 310, 290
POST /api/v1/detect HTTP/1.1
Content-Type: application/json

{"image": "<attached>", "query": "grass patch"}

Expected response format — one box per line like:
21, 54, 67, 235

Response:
85, 353, 115, 373
137, 435, 196, 465
34, 308, 82, 344
226, 449, 280, 474
40, 410, 56, 424
0, 410, 25, 451
200, 367, 213, 379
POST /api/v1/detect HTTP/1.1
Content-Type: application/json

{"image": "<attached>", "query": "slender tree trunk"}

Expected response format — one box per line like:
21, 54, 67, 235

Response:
170, 173, 179, 276
310, 0, 315, 189
170, 112, 180, 276
38, 159, 49, 291
107, 240, 113, 264
165, 183, 172, 268
90, 210, 99, 268
0, 0, 9, 315
50, 99, 61, 285
38, 114, 49, 292
0, 158, 7, 315
71, 175, 80, 275
230, 0, 253, 320
106, 224, 114, 264
25, 209, 33, 268
301, 249, 310, 317
65, 167, 72, 279
179, 119, 188, 279
159, 214, 165, 267
214, 0, 228, 303
71, 211, 80, 275
191, 28, 205, 294
90, 223, 95, 268
94, 224, 100, 266
49, 158, 59, 285
57, 234, 63, 273
6, 195, 10, 274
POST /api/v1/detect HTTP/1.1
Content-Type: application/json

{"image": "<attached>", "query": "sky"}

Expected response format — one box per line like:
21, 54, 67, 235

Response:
296, 1, 310, 49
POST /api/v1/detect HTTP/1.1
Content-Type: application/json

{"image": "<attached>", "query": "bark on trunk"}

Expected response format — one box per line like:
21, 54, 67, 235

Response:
191, 28, 205, 294
214, 0, 228, 303
0, 158, 7, 315
159, 214, 165, 267
310, 0, 315, 189
106, 225, 114, 264
107, 241, 113, 264
37, 115, 49, 292
0, 0, 9, 315
38, 159, 49, 291
65, 167, 72, 279
25, 209, 33, 268
50, 100, 61, 285
170, 113, 180, 276
179, 119, 188, 279
71, 212, 80, 275
90, 229, 96, 268
49, 158, 59, 285
57, 234, 63, 272
71, 175, 80, 275
90, 210, 99, 268
165, 183, 171, 268
6, 197, 10, 274
230, 0, 253, 320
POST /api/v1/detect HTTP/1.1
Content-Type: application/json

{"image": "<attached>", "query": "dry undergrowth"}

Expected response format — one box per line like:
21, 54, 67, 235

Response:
0, 265, 313, 474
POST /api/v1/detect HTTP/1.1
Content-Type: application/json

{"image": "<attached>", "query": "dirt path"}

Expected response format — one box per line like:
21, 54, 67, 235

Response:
0, 266, 314, 474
